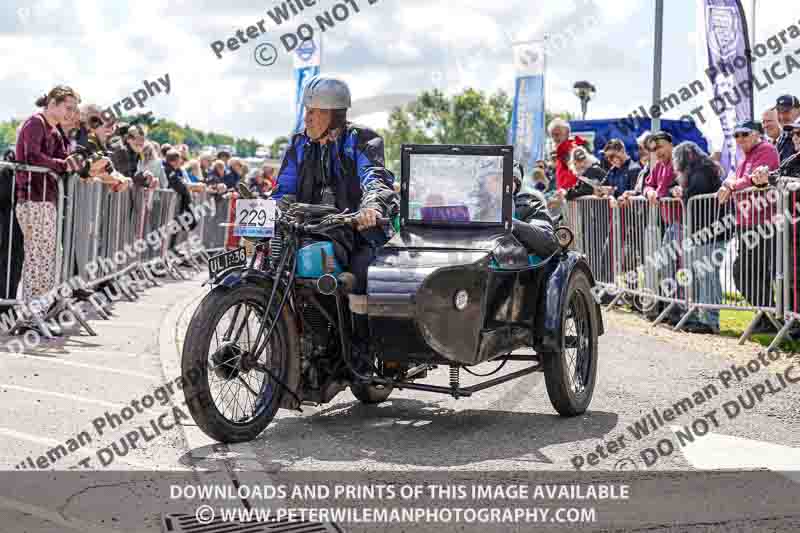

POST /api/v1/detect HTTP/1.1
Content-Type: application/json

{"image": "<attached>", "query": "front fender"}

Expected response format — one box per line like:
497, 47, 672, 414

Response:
533, 252, 604, 353
214, 267, 275, 291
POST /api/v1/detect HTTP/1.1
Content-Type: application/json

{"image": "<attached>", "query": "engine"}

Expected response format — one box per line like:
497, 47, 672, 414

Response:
298, 300, 342, 402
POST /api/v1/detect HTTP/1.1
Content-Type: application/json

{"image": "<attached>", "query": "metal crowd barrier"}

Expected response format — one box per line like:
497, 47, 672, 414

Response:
683, 188, 782, 337
203, 193, 232, 253
0, 161, 225, 340
614, 196, 652, 309
771, 178, 800, 350
560, 199, 582, 252
572, 197, 617, 288
0, 161, 94, 337
567, 182, 794, 347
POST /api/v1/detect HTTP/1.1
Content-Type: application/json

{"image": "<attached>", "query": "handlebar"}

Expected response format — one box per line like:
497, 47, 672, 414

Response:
297, 214, 391, 233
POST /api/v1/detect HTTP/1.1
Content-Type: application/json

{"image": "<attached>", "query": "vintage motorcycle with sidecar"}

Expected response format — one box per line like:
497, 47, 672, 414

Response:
181, 144, 603, 443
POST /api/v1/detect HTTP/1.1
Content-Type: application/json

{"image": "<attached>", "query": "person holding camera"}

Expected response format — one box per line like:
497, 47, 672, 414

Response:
77, 110, 131, 192
205, 160, 228, 195
163, 149, 196, 255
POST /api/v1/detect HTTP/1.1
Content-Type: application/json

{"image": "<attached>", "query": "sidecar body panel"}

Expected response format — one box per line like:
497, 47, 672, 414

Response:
367, 239, 491, 364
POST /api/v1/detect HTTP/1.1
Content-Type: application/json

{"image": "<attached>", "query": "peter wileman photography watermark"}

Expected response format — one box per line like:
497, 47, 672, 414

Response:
570, 350, 799, 471
13, 358, 214, 470
0, 196, 216, 352
590, 189, 800, 313
98, 73, 171, 124
612, 19, 800, 136
209, 0, 381, 66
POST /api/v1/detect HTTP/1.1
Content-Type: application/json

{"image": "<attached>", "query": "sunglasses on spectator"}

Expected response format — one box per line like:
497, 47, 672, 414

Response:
88, 116, 115, 130
733, 132, 752, 139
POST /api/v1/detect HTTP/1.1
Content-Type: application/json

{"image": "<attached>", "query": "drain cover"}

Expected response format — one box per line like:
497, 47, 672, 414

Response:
161, 513, 342, 533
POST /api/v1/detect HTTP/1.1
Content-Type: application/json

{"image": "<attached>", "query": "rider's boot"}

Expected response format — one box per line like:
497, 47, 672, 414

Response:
350, 314, 374, 380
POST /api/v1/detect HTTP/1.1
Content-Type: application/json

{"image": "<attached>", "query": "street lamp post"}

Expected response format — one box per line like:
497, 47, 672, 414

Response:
573, 81, 597, 120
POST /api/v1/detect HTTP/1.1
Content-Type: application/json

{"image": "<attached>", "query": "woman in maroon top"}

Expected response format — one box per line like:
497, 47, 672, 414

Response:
14, 86, 84, 335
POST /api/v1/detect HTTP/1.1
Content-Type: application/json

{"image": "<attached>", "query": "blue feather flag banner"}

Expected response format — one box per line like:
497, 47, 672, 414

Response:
508, 41, 545, 171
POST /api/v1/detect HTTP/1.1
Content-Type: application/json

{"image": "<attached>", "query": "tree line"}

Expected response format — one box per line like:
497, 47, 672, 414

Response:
1, 90, 574, 167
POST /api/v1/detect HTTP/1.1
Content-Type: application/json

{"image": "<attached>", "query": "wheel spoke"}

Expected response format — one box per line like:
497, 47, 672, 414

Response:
230, 306, 253, 344
223, 304, 243, 341
208, 352, 241, 372
237, 375, 260, 397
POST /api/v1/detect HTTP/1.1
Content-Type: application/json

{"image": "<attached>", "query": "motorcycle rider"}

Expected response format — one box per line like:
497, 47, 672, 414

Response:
272, 75, 399, 356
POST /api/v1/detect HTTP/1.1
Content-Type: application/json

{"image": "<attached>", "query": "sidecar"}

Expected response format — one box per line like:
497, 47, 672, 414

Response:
358, 144, 604, 415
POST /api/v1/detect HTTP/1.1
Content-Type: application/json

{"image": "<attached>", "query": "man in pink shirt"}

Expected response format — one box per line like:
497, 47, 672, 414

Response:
641, 131, 687, 324
717, 120, 780, 315
643, 131, 681, 225
717, 120, 780, 225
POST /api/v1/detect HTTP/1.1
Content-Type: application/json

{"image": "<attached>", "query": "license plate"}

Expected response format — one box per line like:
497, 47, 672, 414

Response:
208, 247, 247, 279
234, 198, 276, 238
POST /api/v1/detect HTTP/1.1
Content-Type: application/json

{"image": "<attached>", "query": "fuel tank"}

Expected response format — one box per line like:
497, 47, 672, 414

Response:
295, 241, 344, 278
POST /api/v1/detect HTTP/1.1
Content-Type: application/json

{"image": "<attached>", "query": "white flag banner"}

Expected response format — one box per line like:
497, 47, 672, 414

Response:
293, 35, 322, 134
512, 42, 545, 78
293, 35, 322, 68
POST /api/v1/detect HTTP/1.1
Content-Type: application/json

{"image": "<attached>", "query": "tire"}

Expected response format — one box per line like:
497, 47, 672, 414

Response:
543, 269, 599, 416
181, 284, 295, 443
350, 382, 393, 404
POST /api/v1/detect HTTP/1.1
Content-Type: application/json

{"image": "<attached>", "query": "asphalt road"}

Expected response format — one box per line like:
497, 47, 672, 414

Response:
1, 272, 799, 532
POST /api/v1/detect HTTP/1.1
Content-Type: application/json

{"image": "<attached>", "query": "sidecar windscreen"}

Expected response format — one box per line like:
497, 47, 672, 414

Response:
401, 144, 513, 228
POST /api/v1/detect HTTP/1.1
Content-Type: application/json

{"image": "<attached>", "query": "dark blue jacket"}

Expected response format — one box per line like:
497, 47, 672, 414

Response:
273, 123, 397, 217
604, 158, 641, 198
222, 170, 242, 190
776, 132, 796, 162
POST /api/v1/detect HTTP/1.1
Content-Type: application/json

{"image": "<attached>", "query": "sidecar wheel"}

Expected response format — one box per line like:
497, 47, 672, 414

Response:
182, 285, 295, 443
543, 270, 598, 416
350, 383, 393, 404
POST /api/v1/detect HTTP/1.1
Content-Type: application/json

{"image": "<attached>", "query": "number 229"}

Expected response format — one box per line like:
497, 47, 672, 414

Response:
238, 209, 267, 225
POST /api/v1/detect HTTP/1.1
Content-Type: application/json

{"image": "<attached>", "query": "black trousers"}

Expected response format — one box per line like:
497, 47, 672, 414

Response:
0, 207, 24, 312
348, 228, 386, 340
733, 232, 775, 308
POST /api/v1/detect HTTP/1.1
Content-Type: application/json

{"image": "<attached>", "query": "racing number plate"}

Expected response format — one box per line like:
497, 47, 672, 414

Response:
234, 198, 276, 238
208, 247, 246, 279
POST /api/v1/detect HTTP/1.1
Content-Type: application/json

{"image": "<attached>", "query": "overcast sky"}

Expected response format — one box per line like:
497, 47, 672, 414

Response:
0, 0, 795, 149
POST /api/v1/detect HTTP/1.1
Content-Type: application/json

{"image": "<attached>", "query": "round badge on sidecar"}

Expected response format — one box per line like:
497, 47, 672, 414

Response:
556, 226, 574, 248
454, 290, 469, 311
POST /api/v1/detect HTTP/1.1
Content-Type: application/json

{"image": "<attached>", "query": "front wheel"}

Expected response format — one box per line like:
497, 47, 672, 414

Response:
542, 270, 599, 416
181, 284, 295, 443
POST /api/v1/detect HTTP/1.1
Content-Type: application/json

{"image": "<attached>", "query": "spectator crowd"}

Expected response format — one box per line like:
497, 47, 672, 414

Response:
536, 94, 800, 338
4, 83, 800, 344
0, 84, 278, 336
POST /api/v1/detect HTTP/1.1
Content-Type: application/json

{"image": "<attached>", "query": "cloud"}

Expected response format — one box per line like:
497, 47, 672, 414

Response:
2, 0, 798, 147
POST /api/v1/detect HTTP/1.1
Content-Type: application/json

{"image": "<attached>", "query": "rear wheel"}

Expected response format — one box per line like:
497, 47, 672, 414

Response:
543, 270, 599, 416
182, 284, 295, 443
